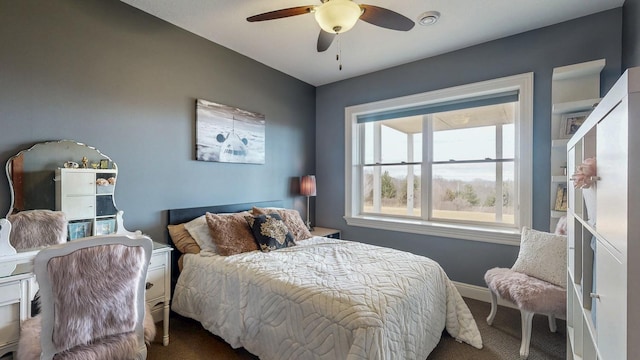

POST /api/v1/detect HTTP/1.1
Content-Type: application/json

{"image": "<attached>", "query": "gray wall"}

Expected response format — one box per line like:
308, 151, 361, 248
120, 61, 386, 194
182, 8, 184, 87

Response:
623, 0, 640, 69
0, 0, 316, 242
315, 9, 622, 286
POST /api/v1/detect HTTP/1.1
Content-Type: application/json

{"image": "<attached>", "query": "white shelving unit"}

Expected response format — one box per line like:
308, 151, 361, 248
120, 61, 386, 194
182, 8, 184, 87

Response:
549, 59, 605, 232
55, 168, 118, 237
566, 66, 640, 360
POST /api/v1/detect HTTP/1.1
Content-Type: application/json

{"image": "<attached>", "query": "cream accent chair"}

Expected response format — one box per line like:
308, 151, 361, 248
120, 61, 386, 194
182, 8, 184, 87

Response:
17, 235, 154, 360
484, 228, 567, 359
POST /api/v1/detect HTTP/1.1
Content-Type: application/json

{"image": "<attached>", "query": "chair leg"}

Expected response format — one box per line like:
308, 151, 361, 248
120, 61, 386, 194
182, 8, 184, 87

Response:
548, 314, 557, 333
487, 289, 498, 326
520, 310, 534, 359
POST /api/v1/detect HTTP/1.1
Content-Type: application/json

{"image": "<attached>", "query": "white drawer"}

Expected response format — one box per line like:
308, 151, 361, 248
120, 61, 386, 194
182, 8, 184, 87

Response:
149, 252, 167, 270
145, 267, 165, 302
0, 283, 20, 304
0, 303, 20, 344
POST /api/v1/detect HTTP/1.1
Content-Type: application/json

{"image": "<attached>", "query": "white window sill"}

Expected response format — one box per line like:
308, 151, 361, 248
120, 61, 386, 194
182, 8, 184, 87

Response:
344, 215, 521, 246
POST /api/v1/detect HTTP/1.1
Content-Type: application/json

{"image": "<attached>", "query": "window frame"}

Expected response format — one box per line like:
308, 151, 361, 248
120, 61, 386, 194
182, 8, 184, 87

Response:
344, 73, 533, 245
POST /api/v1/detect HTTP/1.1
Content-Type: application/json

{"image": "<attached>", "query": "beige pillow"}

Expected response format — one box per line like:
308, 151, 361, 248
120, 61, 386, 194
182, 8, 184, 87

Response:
252, 207, 312, 241
205, 212, 258, 256
167, 223, 201, 254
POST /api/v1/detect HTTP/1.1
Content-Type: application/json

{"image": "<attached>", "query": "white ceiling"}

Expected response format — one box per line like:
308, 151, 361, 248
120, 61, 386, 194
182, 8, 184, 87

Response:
120, 0, 623, 86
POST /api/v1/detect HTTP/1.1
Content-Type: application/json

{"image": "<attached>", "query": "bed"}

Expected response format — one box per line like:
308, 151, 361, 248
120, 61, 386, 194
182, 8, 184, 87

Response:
168, 201, 482, 360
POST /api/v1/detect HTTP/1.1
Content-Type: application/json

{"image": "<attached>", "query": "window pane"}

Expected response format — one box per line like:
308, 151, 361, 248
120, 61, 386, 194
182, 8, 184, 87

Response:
432, 102, 515, 162
362, 117, 422, 165
431, 162, 514, 224
433, 126, 495, 161
502, 124, 515, 159
362, 165, 421, 217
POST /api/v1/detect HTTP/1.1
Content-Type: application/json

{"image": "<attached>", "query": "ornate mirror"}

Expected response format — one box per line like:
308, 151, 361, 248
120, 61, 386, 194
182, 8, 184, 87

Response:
6, 140, 115, 215
0, 140, 134, 257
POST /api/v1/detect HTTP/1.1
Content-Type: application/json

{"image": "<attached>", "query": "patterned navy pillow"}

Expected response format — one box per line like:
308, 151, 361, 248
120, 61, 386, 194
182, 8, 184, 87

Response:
245, 213, 296, 252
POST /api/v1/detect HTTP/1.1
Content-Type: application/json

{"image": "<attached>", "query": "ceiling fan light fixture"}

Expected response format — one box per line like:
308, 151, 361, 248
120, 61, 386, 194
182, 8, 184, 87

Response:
314, 0, 362, 34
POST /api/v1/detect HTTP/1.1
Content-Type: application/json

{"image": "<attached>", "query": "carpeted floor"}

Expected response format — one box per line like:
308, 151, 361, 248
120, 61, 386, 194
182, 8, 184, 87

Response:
147, 297, 566, 360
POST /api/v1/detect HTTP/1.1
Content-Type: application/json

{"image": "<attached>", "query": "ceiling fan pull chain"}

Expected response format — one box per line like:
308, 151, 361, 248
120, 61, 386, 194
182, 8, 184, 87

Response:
337, 35, 342, 71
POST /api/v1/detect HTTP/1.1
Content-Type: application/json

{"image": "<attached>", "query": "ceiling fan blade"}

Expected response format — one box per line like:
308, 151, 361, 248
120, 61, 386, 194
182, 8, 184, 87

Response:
317, 30, 336, 52
359, 5, 415, 31
247, 6, 314, 22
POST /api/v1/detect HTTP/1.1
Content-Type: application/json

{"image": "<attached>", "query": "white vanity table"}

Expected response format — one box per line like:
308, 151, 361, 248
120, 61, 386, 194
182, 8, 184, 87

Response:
0, 140, 172, 357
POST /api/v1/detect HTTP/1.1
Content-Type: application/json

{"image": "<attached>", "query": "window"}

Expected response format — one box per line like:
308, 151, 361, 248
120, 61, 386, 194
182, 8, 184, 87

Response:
345, 73, 533, 244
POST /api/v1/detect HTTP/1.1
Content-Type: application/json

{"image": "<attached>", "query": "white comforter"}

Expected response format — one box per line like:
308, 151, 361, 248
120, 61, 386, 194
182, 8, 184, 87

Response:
172, 237, 482, 359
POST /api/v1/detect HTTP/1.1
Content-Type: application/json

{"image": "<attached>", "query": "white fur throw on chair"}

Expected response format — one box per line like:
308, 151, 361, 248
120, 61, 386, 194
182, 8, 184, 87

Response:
484, 268, 566, 316
8, 210, 67, 249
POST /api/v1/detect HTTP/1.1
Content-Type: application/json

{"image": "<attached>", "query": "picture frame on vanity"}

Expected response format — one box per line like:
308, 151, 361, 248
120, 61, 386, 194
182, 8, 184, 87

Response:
554, 184, 568, 211
560, 111, 590, 138
100, 159, 110, 169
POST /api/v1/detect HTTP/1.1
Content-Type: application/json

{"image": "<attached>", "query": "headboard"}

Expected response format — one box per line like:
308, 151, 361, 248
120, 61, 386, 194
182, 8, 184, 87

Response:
166, 200, 283, 286
167, 200, 283, 227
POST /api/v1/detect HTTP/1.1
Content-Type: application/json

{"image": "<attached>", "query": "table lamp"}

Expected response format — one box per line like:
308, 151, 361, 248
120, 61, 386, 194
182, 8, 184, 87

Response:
299, 175, 316, 230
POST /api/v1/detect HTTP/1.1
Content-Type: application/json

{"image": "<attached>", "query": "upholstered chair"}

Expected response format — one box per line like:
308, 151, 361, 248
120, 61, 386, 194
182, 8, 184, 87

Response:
8, 210, 68, 250
17, 235, 155, 360
484, 227, 567, 359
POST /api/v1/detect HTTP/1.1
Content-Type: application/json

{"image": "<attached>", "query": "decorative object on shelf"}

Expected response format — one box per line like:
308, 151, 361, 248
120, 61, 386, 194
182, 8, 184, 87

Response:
107, 177, 116, 185
91, 163, 99, 169
571, 157, 597, 223
81, 156, 88, 168
96, 178, 109, 186
195, 99, 265, 164
553, 184, 567, 211
300, 175, 317, 231
99, 159, 109, 169
571, 157, 597, 189
560, 111, 590, 138
95, 218, 116, 235
68, 221, 92, 240
63, 161, 79, 169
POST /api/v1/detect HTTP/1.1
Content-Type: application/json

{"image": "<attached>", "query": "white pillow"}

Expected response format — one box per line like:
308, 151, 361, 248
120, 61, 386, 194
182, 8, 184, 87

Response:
511, 227, 567, 288
183, 215, 216, 253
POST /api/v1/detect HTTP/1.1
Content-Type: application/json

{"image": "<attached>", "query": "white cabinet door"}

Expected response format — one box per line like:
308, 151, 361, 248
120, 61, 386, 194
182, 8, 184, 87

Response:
595, 241, 626, 360
596, 102, 628, 255
60, 196, 94, 221
61, 171, 95, 195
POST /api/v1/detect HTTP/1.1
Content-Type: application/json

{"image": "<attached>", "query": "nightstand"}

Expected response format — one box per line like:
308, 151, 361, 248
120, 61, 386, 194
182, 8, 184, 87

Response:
310, 227, 341, 239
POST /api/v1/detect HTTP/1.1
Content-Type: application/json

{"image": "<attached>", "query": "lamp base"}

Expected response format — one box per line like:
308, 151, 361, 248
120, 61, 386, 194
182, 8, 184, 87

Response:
305, 196, 314, 232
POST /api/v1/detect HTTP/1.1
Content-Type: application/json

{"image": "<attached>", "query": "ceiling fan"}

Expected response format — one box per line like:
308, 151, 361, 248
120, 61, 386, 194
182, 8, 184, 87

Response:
247, 0, 415, 52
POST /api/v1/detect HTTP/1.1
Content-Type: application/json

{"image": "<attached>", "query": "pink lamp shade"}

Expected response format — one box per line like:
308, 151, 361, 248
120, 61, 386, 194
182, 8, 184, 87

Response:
300, 175, 317, 197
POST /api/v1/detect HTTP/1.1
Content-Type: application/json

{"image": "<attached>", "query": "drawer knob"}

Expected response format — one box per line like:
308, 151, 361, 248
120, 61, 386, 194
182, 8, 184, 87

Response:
589, 293, 600, 299
145, 282, 154, 290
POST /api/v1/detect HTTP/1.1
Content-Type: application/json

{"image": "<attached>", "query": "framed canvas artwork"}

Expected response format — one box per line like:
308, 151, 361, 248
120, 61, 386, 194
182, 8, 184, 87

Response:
196, 99, 265, 164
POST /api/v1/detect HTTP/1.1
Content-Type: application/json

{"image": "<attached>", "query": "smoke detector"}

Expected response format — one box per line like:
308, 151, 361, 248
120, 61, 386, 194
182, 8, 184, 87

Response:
418, 11, 440, 26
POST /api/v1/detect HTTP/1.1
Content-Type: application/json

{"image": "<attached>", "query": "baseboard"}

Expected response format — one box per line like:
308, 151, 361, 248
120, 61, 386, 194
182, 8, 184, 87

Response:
453, 281, 518, 310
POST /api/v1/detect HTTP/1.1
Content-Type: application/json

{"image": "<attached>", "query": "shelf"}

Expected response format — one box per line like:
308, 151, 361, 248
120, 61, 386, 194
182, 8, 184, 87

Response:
552, 59, 606, 81
552, 98, 601, 114
551, 175, 567, 183
550, 210, 566, 218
